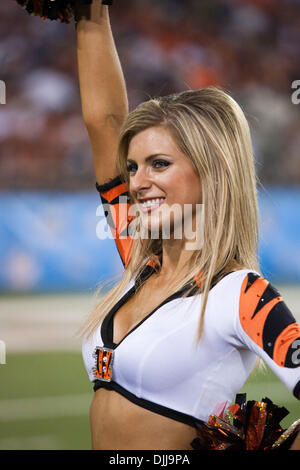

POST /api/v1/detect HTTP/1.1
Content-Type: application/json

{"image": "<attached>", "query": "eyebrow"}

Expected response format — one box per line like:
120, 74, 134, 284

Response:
126, 153, 171, 163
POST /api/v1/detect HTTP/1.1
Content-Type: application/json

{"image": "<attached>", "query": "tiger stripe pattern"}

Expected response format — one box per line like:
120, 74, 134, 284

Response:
239, 273, 300, 368
96, 176, 134, 268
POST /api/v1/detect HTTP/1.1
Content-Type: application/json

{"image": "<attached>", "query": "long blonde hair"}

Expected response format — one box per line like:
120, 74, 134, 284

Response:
81, 86, 261, 342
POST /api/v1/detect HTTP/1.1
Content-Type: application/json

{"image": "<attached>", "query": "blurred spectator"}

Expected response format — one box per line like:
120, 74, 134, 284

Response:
0, 0, 299, 190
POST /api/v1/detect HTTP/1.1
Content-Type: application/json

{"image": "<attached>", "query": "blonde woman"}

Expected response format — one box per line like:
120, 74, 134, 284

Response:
74, 2, 300, 450
16, 0, 300, 450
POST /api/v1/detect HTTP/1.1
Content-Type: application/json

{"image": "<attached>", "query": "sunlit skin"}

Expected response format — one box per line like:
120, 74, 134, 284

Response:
127, 125, 203, 281
90, 125, 300, 450
74, 3, 300, 450
89, 126, 204, 450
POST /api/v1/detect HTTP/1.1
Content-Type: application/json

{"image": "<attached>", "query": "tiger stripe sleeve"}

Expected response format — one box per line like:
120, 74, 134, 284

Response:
96, 175, 134, 269
237, 272, 300, 399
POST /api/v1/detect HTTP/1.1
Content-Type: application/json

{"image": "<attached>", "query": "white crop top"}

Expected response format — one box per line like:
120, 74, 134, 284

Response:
81, 175, 300, 428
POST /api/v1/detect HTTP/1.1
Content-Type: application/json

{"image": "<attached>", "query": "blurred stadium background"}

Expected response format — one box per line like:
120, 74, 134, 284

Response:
0, 0, 299, 449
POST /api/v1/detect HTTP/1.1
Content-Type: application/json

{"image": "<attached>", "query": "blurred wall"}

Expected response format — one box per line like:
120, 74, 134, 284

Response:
258, 188, 300, 283
0, 191, 124, 292
0, 187, 299, 293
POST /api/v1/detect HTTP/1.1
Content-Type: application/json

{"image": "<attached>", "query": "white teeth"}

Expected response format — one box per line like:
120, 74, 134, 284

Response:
141, 198, 164, 208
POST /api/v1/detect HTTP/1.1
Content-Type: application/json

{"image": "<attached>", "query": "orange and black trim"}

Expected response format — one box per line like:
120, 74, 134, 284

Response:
96, 175, 162, 272
96, 175, 134, 268
239, 273, 300, 371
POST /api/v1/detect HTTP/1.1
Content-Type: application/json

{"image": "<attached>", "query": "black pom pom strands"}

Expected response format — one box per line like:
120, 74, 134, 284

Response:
14, 0, 113, 24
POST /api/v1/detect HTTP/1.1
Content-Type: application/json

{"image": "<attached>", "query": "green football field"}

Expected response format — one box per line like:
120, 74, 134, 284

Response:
0, 351, 92, 450
0, 351, 299, 450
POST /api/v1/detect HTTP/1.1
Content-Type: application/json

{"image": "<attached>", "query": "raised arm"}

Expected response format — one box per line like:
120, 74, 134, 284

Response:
75, 1, 129, 185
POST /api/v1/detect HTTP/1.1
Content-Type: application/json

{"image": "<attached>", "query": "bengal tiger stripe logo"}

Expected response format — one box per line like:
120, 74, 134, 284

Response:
92, 347, 115, 382
239, 273, 300, 368
98, 181, 134, 268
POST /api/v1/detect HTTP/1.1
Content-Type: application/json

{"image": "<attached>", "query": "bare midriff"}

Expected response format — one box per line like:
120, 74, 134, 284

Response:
88, 272, 199, 450
88, 266, 244, 449
89, 389, 199, 450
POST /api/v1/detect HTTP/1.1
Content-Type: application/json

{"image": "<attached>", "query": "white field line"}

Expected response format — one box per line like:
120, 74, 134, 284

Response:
0, 435, 61, 450
0, 393, 92, 422
0, 293, 95, 352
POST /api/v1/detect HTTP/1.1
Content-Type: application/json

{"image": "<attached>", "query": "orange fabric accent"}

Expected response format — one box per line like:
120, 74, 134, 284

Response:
103, 350, 113, 381
94, 349, 113, 381
101, 182, 129, 203
146, 255, 161, 269
239, 275, 282, 348
99, 180, 135, 267
273, 323, 300, 367
245, 401, 267, 450
94, 349, 102, 379
116, 238, 133, 268
110, 202, 133, 266
107, 200, 133, 235
193, 270, 203, 287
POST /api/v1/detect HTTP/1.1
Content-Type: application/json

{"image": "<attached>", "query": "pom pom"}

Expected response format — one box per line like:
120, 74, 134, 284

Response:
191, 395, 300, 450
14, 0, 113, 24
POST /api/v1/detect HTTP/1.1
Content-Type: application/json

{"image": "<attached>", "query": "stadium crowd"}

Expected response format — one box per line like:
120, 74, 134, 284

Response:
0, 0, 299, 190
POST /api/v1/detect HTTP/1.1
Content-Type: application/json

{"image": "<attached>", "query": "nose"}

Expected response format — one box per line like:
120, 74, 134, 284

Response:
129, 166, 152, 197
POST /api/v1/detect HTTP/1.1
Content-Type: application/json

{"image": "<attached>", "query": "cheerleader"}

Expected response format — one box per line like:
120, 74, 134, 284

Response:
16, 0, 300, 450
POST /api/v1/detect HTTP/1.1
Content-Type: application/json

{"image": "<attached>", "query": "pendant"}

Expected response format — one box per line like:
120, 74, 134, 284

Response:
92, 346, 114, 382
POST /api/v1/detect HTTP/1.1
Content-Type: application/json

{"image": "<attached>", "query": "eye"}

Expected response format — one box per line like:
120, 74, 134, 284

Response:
152, 160, 170, 169
126, 162, 137, 173
127, 160, 170, 173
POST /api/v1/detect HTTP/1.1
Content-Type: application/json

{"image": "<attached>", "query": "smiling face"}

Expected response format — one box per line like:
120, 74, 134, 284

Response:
126, 126, 202, 240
